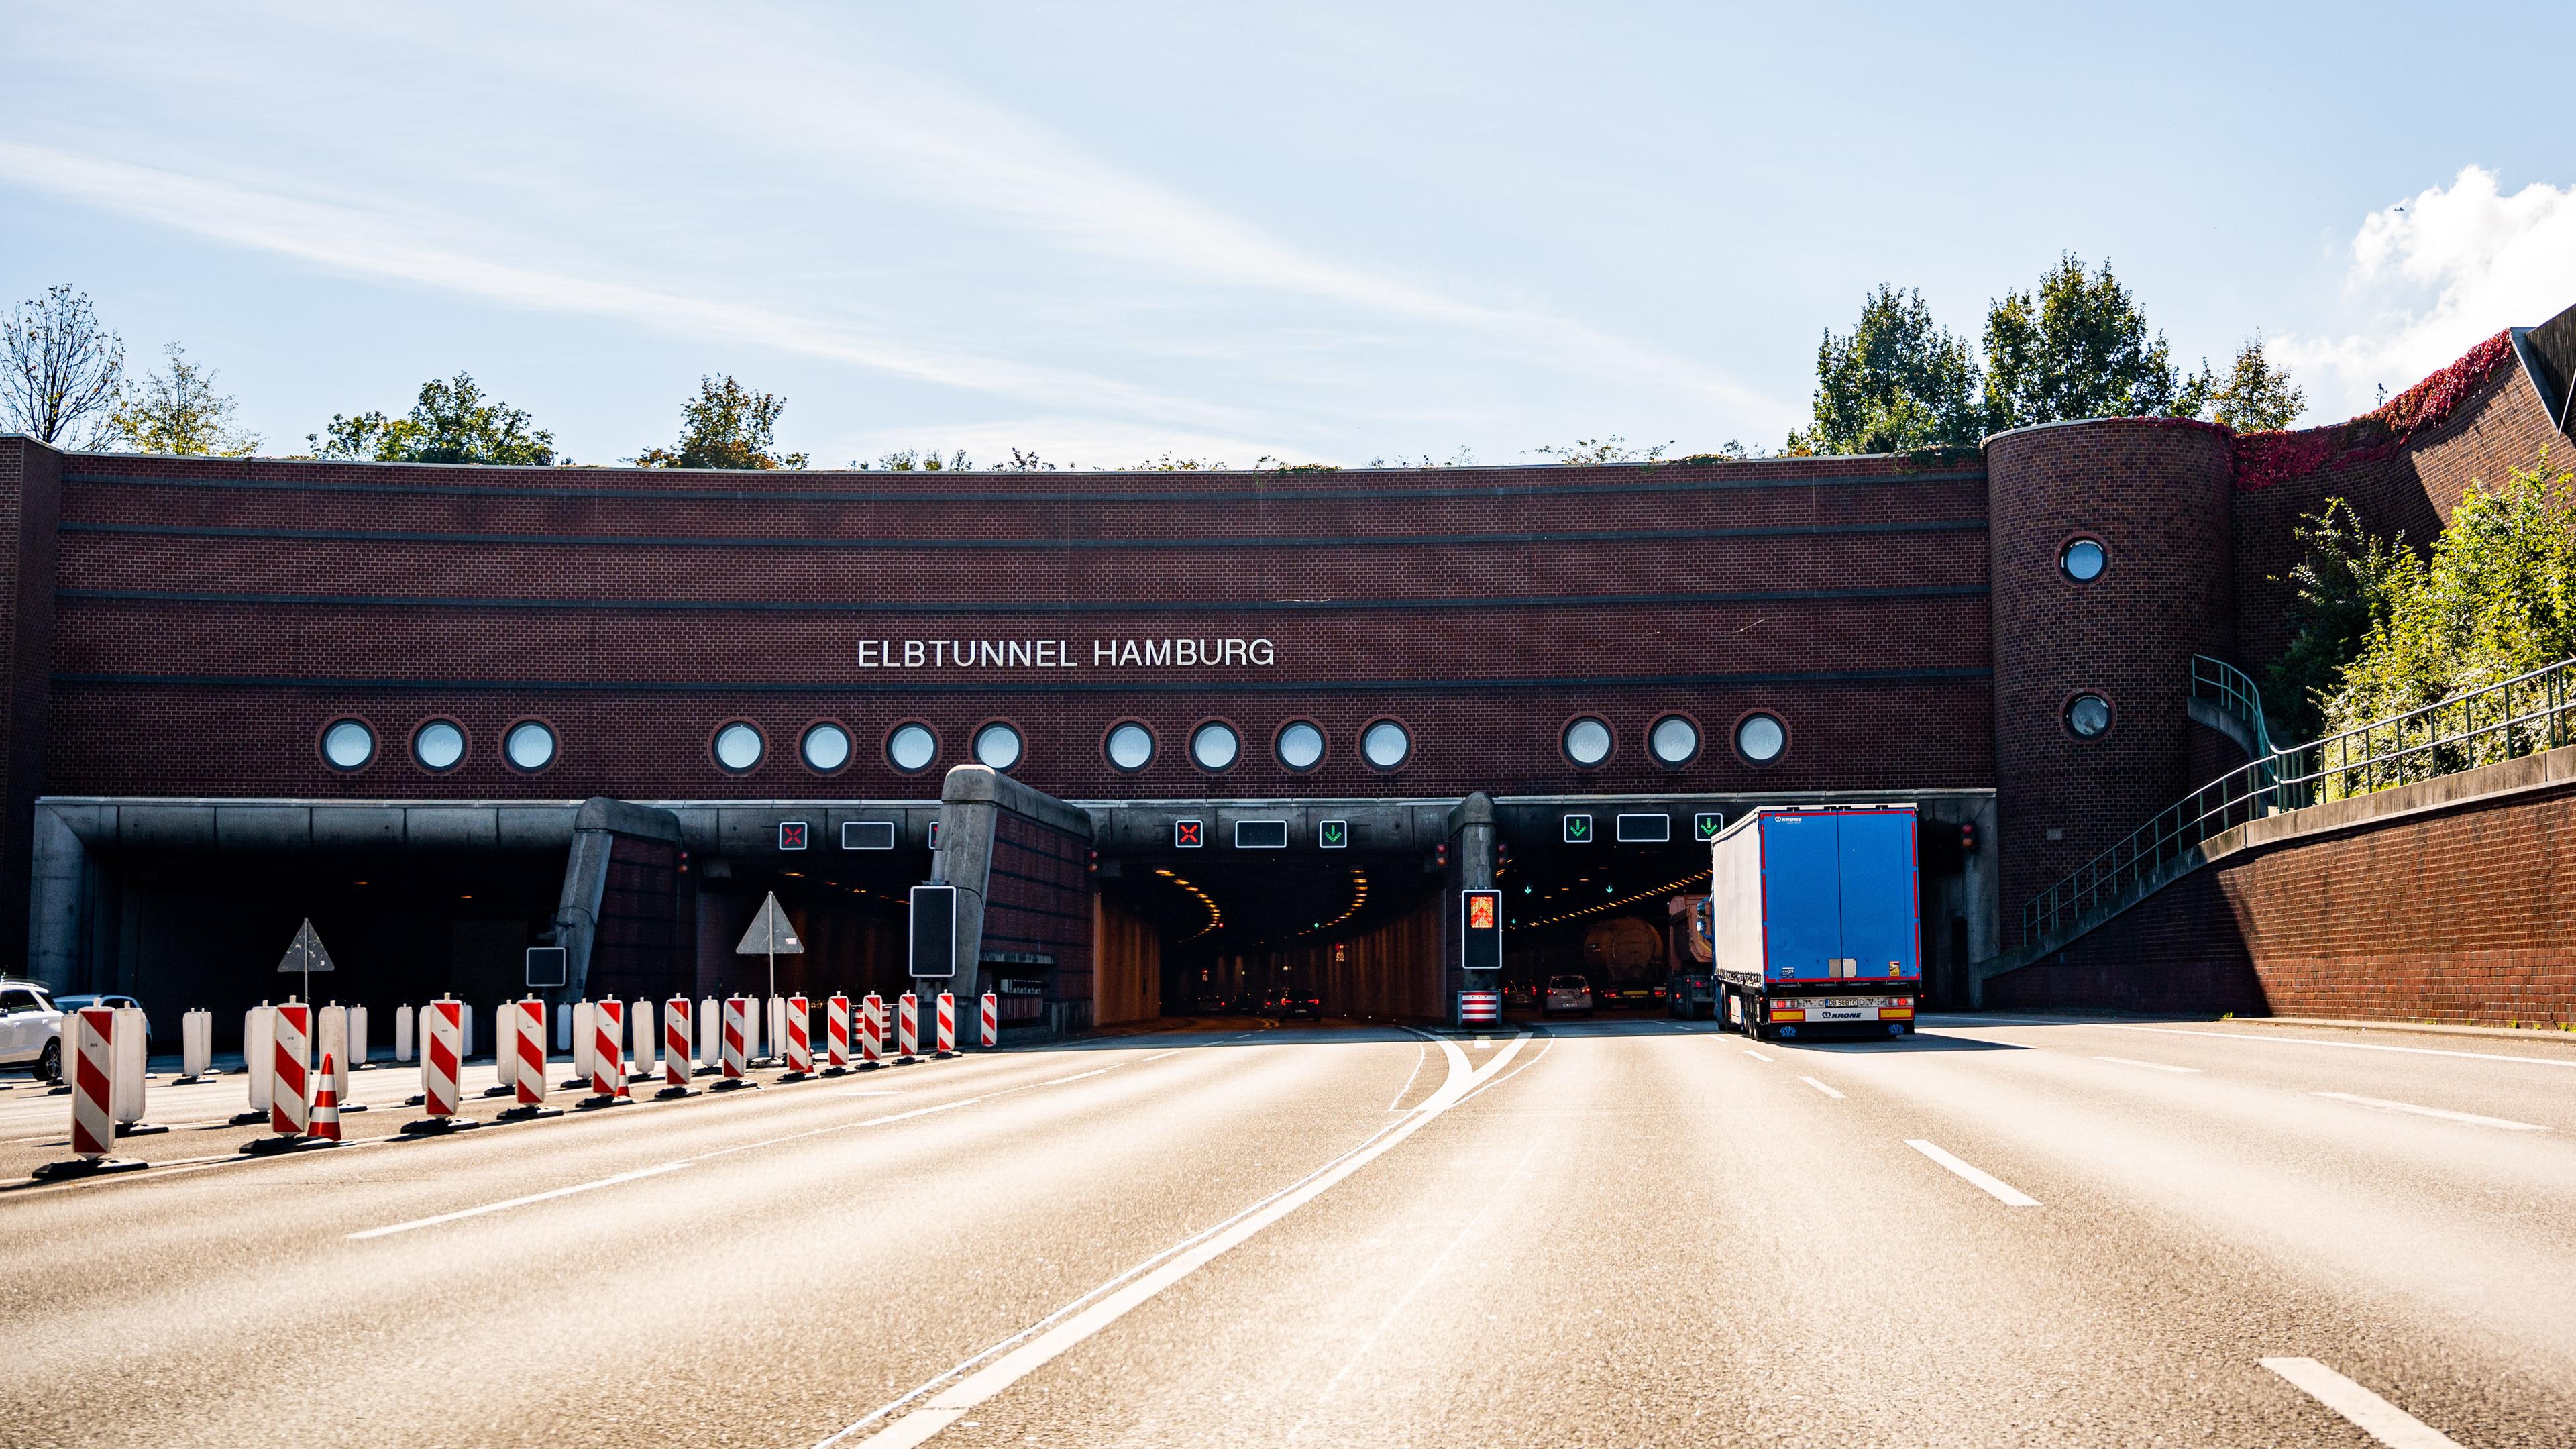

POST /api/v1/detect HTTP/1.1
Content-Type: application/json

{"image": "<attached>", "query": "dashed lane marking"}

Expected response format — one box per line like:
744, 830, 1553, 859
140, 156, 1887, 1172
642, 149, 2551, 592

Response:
2261, 1357, 2465, 1448
1799, 1076, 1845, 1100
2092, 1055, 2202, 1073
1904, 1139, 2039, 1207
1042, 1069, 1113, 1086
2313, 1091, 2546, 1132
1743, 1049, 1773, 1063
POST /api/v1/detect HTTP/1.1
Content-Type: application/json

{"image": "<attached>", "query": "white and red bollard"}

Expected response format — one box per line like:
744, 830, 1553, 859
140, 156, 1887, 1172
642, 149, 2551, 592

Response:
981, 991, 998, 1049
824, 994, 851, 1074
270, 1001, 311, 1140
782, 994, 813, 1079
504, 998, 557, 1118
935, 991, 957, 1055
308, 1053, 343, 1142
860, 993, 885, 1066
898, 992, 920, 1059
403, 997, 478, 1134
659, 996, 695, 1097
585, 999, 631, 1106
715, 996, 753, 1089
35, 1007, 144, 1179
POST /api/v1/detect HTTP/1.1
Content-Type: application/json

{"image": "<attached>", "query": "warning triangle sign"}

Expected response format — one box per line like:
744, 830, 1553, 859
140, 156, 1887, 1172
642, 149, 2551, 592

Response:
735, 892, 804, 955
276, 918, 335, 973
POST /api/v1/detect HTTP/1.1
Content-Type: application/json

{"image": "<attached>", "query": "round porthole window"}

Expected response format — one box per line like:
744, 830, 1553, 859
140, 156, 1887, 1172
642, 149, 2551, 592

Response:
1362, 720, 1411, 770
1275, 720, 1324, 772
973, 722, 1023, 771
504, 720, 556, 771
412, 720, 465, 772
1734, 713, 1785, 764
1105, 722, 1155, 771
801, 722, 851, 773
2066, 693, 2113, 738
887, 723, 936, 774
1563, 716, 1611, 768
1191, 722, 1239, 771
1649, 714, 1700, 767
713, 722, 764, 773
321, 718, 374, 771
2061, 537, 2107, 582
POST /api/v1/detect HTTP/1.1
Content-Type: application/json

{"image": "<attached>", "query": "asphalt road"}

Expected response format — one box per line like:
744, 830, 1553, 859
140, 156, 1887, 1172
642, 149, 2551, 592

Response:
2, 1012, 2573, 1448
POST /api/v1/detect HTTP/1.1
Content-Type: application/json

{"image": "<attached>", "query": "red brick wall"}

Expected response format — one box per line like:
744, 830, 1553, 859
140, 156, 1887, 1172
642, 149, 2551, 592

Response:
1985, 419, 2237, 938
36, 449, 1996, 802
983, 808, 1094, 1018
1991, 779, 2576, 1028
0, 440, 60, 959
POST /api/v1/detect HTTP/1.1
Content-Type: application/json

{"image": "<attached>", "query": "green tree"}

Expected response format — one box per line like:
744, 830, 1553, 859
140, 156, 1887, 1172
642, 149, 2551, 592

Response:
2325, 454, 2576, 735
2261, 498, 2408, 741
1122, 453, 1231, 470
311, 373, 556, 464
1982, 254, 2181, 430
2178, 337, 2307, 433
108, 345, 260, 456
2, 284, 125, 447
1785, 286, 1982, 455
632, 374, 806, 470
867, 447, 972, 471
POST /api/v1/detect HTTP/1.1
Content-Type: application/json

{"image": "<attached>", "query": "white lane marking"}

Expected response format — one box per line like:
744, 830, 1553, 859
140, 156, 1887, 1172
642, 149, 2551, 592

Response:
1904, 1139, 2040, 1207
1385, 1041, 1428, 1113
2106, 1023, 2576, 1070
349, 1095, 988, 1240
820, 1032, 1522, 1449
1454, 1036, 1551, 1108
844, 1091, 899, 1097
2312, 1091, 2546, 1132
2092, 1055, 2203, 1073
2261, 1357, 2464, 1448
347, 1161, 689, 1240
1799, 1075, 1845, 1100
1042, 1068, 1113, 1086
1142, 1050, 1181, 1062
1743, 1049, 1773, 1063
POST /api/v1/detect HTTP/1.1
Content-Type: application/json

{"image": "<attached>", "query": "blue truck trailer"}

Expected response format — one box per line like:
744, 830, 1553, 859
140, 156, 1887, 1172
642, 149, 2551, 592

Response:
1707, 805, 1921, 1040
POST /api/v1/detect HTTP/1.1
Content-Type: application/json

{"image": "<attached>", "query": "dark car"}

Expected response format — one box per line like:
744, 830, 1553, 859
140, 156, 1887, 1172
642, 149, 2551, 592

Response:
1270, 994, 1323, 1021
50, 993, 150, 1041
1542, 974, 1594, 1017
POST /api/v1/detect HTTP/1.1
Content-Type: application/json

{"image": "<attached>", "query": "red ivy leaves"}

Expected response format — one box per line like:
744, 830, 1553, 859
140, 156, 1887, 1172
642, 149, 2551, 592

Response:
2231, 330, 2516, 491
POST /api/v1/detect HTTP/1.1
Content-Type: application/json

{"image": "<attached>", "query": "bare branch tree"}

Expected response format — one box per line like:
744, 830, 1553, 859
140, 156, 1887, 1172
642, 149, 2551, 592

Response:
2, 284, 127, 447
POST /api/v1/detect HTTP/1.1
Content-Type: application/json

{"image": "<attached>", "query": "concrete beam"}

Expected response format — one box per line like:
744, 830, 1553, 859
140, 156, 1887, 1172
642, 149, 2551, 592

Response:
25, 804, 87, 992
552, 798, 682, 1004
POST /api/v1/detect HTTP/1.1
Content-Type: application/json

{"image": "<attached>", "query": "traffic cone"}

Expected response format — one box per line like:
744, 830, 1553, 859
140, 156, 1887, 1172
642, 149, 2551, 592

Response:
309, 1053, 343, 1142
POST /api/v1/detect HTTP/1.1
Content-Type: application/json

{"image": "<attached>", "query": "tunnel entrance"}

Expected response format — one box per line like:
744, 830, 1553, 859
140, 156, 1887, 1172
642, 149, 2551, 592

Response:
1489, 825, 1711, 1017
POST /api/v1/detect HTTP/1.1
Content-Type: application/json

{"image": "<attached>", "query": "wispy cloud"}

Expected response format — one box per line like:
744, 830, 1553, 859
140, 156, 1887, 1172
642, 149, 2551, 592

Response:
2275, 166, 2576, 415
0, 140, 1255, 433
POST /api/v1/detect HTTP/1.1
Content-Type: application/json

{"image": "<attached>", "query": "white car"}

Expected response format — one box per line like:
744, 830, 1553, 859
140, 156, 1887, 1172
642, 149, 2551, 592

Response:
0, 979, 64, 1081
1542, 974, 1595, 1018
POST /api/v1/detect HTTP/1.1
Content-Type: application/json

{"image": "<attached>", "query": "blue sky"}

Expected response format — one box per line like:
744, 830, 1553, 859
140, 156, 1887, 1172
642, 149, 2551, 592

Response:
5, 1, 2573, 467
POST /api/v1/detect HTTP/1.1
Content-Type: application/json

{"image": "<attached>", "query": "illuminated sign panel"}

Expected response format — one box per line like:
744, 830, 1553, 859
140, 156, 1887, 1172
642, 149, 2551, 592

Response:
1460, 888, 1502, 973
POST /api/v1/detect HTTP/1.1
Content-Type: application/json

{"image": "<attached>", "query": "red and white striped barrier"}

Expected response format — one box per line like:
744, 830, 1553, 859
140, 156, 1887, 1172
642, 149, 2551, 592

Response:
511, 998, 551, 1109
936, 992, 956, 1055
860, 993, 885, 1065
782, 994, 812, 1077
824, 994, 851, 1073
716, 996, 752, 1088
70, 1007, 115, 1157
403, 997, 477, 1134
1457, 990, 1501, 1026
111, 1006, 150, 1129
661, 996, 694, 1095
271, 1002, 311, 1138
588, 999, 629, 1103
980, 991, 998, 1049
569, 1000, 596, 1087
35, 1008, 146, 1179
308, 1053, 343, 1142
898, 992, 919, 1058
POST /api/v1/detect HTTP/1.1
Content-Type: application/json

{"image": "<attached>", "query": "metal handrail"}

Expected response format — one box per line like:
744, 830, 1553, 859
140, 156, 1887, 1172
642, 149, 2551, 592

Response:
2021, 655, 2576, 945
2190, 654, 2276, 763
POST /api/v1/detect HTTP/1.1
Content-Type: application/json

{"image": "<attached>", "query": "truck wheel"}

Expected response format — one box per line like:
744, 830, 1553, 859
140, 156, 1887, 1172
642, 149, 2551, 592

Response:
36, 1038, 61, 1083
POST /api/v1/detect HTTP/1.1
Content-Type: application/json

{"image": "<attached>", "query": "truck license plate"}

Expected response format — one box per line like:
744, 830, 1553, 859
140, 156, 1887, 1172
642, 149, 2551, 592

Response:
1810, 1006, 1877, 1022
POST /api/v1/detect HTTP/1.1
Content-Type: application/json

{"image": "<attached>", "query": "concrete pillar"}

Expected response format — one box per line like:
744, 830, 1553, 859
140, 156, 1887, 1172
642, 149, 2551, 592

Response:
25, 804, 87, 993
926, 765, 1094, 1044
552, 798, 684, 1006
1444, 792, 1497, 1025
1963, 794, 2000, 1007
